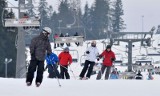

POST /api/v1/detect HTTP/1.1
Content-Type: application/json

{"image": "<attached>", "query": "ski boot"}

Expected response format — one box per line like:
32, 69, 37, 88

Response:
36, 82, 41, 87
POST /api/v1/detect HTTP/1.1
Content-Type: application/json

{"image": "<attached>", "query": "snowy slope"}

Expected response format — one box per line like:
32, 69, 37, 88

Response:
0, 78, 160, 96
1, 35, 160, 96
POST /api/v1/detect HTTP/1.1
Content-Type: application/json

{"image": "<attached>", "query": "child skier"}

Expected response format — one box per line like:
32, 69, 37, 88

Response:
45, 52, 61, 78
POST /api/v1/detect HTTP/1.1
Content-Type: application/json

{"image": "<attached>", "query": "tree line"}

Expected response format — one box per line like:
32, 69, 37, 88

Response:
38, 0, 125, 40
0, 0, 125, 77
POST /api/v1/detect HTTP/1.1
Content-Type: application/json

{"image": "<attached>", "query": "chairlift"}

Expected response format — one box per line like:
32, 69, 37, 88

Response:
54, 36, 84, 46
2, 7, 40, 29
147, 47, 160, 56
114, 53, 123, 64
134, 55, 153, 64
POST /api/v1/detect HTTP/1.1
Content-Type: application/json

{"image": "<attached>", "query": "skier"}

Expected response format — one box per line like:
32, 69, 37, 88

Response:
59, 33, 64, 47
79, 41, 99, 80
147, 72, 154, 80
58, 47, 72, 79
26, 27, 52, 87
156, 25, 160, 34
45, 52, 61, 79
53, 33, 59, 49
135, 70, 143, 80
96, 45, 116, 80
109, 68, 119, 79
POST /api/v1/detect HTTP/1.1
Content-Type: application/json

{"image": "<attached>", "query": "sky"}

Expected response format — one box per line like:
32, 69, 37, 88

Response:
121, 0, 160, 32
7, 0, 160, 32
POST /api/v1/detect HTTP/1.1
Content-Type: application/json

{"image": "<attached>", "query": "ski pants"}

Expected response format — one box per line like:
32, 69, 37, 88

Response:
47, 64, 61, 78
79, 60, 95, 78
96, 65, 111, 80
60, 65, 70, 79
26, 60, 44, 84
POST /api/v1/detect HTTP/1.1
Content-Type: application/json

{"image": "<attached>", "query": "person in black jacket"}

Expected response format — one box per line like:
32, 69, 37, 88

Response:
135, 70, 143, 80
26, 27, 52, 87
74, 32, 80, 46
59, 33, 64, 47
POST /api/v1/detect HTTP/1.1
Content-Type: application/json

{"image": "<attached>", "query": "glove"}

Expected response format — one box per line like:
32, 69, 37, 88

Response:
68, 63, 71, 66
97, 55, 102, 58
47, 53, 50, 57
86, 51, 90, 54
56, 61, 59, 65
111, 58, 115, 61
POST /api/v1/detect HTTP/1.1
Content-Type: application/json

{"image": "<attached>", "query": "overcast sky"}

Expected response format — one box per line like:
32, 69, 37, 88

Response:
8, 0, 160, 32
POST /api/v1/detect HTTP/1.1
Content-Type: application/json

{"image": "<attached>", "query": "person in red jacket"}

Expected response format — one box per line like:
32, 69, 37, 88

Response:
96, 45, 116, 80
58, 47, 72, 79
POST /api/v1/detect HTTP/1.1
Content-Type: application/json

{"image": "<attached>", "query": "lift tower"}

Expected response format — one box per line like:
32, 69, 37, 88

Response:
110, 31, 154, 72
4, 0, 40, 78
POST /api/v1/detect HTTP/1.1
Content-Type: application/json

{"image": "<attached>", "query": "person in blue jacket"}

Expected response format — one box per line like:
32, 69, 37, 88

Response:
45, 52, 61, 78
109, 69, 119, 79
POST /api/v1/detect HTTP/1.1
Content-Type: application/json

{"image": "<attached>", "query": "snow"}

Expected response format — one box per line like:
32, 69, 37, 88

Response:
0, 78, 160, 96
1, 35, 160, 96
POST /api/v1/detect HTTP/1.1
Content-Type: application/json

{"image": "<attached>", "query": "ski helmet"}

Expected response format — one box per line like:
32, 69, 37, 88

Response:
42, 27, 52, 34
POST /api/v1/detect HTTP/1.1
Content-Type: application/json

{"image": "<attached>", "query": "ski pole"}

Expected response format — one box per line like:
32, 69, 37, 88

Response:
60, 65, 76, 80
48, 56, 62, 87
68, 65, 76, 79
56, 75, 61, 87
52, 64, 62, 87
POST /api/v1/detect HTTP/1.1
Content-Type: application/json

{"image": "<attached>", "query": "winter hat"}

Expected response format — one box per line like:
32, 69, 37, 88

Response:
106, 45, 111, 49
64, 47, 69, 51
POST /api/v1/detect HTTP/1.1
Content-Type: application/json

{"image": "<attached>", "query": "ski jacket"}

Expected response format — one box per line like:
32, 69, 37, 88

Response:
110, 72, 119, 79
100, 50, 115, 66
46, 53, 59, 65
85, 46, 99, 62
30, 32, 52, 61
147, 75, 154, 80
58, 52, 72, 66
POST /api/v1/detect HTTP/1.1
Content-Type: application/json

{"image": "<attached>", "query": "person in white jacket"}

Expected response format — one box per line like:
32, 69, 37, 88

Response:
79, 41, 99, 80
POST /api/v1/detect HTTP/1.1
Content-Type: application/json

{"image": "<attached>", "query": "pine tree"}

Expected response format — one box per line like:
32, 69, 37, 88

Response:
0, 0, 17, 77
58, 0, 74, 34
26, 0, 35, 17
91, 0, 110, 39
83, 2, 91, 30
112, 0, 125, 32
39, 0, 50, 27
82, 2, 94, 39
50, 11, 59, 33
